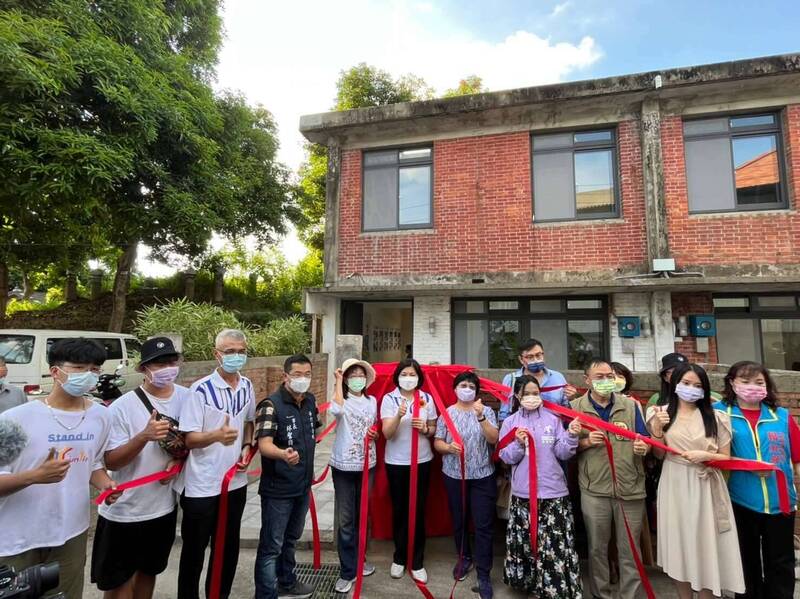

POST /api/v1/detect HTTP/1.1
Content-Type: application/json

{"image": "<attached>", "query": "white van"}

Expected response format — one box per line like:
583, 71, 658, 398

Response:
0, 329, 144, 397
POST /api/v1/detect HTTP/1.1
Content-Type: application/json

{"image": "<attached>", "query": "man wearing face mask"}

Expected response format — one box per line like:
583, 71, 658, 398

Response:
254, 354, 321, 599
0, 356, 26, 414
177, 329, 256, 599
91, 336, 190, 599
571, 359, 650, 599
498, 339, 577, 423
0, 338, 121, 599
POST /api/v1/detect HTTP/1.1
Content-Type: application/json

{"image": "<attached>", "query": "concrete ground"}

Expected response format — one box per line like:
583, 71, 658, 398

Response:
83, 536, 687, 598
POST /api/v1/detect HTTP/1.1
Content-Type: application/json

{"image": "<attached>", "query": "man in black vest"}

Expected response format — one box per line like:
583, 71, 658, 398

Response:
253, 354, 321, 599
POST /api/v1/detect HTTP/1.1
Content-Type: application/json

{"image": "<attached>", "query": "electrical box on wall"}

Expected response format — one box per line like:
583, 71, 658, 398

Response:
618, 316, 641, 338
688, 314, 716, 337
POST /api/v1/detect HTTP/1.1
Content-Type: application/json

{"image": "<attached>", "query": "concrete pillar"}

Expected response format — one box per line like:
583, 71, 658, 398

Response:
213, 265, 225, 303
183, 269, 196, 301
89, 269, 104, 300
650, 291, 675, 365
304, 292, 341, 412
640, 98, 671, 266
323, 139, 342, 286
412, 296, 451, 365
334, 335, 363, 368
64, 272, 78, 302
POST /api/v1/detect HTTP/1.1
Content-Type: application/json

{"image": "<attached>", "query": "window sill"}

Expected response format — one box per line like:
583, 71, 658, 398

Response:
532, 217, 625, 228
688, 208, 795, 219
360, 227, 436, 237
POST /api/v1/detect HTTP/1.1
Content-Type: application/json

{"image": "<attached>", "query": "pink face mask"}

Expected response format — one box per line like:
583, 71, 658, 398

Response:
734, 382, 768, 403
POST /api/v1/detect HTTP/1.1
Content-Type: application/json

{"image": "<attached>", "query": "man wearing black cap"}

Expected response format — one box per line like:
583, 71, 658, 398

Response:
91, 337, 191, 599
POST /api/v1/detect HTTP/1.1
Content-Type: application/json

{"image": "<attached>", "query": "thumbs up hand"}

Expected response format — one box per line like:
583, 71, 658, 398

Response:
217, 415, 239, 446
33, 448, 70, 484
141, 409, 171, 442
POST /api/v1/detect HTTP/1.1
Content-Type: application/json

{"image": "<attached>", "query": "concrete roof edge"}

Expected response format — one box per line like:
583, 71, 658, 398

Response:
299, 53, 800, 140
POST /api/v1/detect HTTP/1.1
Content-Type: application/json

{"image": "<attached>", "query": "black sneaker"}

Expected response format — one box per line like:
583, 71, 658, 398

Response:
472, 577, 493, 599
277, 580, 314, 599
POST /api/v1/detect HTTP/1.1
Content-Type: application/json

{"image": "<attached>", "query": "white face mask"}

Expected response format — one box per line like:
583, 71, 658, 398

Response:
520, 394, 542, 411
398, 376, 418, 391
456, 387, 476, 402
289, 377, 311, 394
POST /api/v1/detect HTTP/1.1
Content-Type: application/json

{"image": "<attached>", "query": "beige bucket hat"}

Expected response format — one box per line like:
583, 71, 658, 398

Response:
340, 358, 376, 388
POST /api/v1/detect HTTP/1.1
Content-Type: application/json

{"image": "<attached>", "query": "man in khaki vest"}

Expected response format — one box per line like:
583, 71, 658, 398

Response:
571, 359, 650, 599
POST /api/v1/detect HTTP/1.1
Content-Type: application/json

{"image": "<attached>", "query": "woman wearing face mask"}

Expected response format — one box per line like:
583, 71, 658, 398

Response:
380, 359, 438, 583
714, 362, 799, 599
499, 375, 583, 599
432, 371, 498, 599
647, 363, 744, 599
329, 359, 379, 594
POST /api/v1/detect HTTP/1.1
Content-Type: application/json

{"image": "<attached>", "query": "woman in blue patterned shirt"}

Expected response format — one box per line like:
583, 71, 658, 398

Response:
434, 371, 499, 599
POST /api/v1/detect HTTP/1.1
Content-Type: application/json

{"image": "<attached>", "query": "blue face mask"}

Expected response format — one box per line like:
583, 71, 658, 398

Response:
58, 369, 99, 396
526, 361, 546, 374
220, 353, 247, 374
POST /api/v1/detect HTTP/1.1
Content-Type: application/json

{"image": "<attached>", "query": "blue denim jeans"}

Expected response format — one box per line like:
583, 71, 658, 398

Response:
332, 466, 375, 581
254, 493, 310, 599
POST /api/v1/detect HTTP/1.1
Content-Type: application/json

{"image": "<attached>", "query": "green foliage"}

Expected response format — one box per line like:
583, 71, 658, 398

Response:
334, 63, 432, 111
133, 299, 309, 361
295, 143, 328, 251
442, 75, 487, 98
5, 297, 62, 316
248, 316, 310, 358
134, 299, 241, 361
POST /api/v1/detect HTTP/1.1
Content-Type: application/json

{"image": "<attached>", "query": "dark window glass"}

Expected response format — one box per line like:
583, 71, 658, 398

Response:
363, 147, 432, 231
568, 320, 604, 370
732, 134, 780, 206
488, 320, 520, 369
0, 334, 35, 364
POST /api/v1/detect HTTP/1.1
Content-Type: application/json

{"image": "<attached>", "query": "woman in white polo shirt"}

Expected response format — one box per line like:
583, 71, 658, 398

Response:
380, 359, 437, 584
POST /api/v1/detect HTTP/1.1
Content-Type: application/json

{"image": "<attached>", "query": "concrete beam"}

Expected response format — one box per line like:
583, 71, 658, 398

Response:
640, 98, 670, 265
300, 54, 800, 144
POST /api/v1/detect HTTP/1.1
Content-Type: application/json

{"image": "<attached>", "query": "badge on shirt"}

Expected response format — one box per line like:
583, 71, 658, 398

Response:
541, 424, 556, 445
612, 420, 629, 441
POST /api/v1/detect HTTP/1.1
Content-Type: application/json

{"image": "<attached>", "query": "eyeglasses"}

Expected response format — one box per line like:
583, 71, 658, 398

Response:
522, 352, 545, 361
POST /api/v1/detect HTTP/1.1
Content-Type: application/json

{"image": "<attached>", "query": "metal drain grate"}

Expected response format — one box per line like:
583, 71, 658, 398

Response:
295, 562, 345, 598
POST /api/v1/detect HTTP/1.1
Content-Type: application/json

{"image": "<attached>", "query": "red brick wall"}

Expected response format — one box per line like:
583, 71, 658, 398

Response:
662, 105, 800, 268
338, 121, 647, 277
670, 292, 719, 363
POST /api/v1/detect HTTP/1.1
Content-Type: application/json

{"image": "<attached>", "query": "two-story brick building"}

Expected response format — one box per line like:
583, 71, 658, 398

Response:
300, 54, 800, 375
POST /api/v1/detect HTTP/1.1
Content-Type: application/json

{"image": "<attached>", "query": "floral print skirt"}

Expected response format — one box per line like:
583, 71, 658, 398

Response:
503, 494, 583, 598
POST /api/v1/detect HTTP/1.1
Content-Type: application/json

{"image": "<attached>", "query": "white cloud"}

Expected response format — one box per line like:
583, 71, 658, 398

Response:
215, 1, 602, 171
153, 0, 603, 275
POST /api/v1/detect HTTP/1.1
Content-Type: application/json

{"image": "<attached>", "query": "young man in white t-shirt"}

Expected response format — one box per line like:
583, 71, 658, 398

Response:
90, 336, 191, 598
177, 329, 255, 599
0, 338, 121, 599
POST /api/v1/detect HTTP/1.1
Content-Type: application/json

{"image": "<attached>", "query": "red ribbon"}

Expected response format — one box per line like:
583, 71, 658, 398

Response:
208, 446, 258, 599
353, 424, 378, 599
93, 462, 183, 505
406, 391, 436, 599
308, 464, 332, 570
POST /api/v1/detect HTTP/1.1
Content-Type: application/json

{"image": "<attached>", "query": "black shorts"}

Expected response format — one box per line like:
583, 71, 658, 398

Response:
90, 508, 178, 590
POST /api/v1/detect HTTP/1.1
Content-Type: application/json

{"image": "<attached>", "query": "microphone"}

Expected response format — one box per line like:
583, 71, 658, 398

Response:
0, 419, 28, 467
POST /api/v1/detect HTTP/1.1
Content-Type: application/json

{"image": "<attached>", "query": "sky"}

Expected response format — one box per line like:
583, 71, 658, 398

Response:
139, 0, 800, 276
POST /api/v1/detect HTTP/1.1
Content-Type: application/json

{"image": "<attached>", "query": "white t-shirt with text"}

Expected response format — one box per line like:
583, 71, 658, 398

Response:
178, 370, 255, 498
0, 400, 111, 556
98, 385, 191, 523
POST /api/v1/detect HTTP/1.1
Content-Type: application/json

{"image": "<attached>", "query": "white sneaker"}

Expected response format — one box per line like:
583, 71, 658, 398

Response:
362, 561, 376, 576
411, 568, 428, 583
390, 562, 404, 579
334, 577, 353, 593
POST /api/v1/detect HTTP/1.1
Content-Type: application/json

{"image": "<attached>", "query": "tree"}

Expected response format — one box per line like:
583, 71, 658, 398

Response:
296, 64, 432, 253
0, 1, 293, 330
442, 75, 487, 98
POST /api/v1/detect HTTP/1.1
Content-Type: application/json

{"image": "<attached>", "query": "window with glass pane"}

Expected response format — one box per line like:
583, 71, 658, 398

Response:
363, 147, 432, 231
575, 150, 615, 216
453, 320, 488, 368
568, 320, 603, 370
530, 320, 568, 370
489, 301, 519, 311
713, 297, 750, 309
454, 300, 485, 314
717, 319, 761, 365
684, 113, 785, 212
532, 129, 619, 222
488, 320, 520, 369
761, 319, 800, 371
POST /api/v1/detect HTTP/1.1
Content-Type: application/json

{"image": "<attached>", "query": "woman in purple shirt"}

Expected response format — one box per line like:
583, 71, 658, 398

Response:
499, 375, 583, 599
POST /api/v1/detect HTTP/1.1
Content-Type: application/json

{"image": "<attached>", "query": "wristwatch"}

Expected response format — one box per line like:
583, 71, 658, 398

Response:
477, 415, 486, 422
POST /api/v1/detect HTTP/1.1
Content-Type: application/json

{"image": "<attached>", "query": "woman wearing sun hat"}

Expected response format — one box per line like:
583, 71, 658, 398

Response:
330, 358, 379, 594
